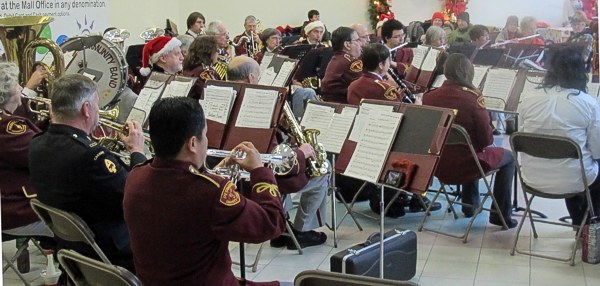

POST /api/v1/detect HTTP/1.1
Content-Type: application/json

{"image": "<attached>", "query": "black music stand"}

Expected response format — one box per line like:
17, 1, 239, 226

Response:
499, 43, 544, 69
447, 43, 477, 58
472, 48, 505, 66
293, 47, 333, 82
280, 44, 315, 60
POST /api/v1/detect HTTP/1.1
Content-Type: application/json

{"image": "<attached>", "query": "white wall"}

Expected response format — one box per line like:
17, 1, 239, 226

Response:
106, 0, 580, 45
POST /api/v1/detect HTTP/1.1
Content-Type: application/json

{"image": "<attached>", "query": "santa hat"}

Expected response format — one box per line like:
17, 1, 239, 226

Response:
376, 19, 388, 30
304, 20, 324, 34
140, 36, 182, 76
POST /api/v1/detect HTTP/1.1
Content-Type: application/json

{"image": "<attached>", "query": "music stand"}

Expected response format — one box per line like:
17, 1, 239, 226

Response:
500, 43, 544, 69
280, 44, 315, 60
447, 43, 477, 58
293, 47, 333, 82
125, 44, 144, 79
472, 48, 505, 66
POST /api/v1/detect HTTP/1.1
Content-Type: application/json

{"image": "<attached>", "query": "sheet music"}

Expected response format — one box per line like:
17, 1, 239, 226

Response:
350, 104, 394, 142
131, 86, 163, 120
481, 69, 517, 110
258, 67, 277, 86
421, 48, 440, 72
320, 107, 357, 153
410, 46, 429, 68
432, 75, 446, 88
588, 82, 600, 98
272, 61, 295, 87
162, 80, 194, 98
202, 86, 236, 124
473, 66, 490, 88
235, 88, 278, 129
300, 103, 334, 131
359, 103, 394, 115
259, 52, 275, 75
344, 111, 403, 183
127, 108, 147, 125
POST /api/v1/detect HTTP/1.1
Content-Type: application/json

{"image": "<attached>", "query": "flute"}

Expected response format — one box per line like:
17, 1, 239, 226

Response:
490, 34, 541, 48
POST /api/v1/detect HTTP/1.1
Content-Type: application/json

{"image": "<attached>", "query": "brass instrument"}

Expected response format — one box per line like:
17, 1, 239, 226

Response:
214, 59, 229, 80
93, 107, 154, 158
24, 95, 51, 118
281, 101, 328, 176
139, 27, 165, 42
301, 76, 321, 90
0, 16, 65, 94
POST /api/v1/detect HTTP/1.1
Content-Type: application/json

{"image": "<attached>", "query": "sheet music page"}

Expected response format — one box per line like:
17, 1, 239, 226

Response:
202, 86, 236, 124
350, 104, 394, 141
473, 66, 490, 88
344, 111, 403, 183
127, 108, 147, 125
162, 80, 194, 98
132, 86, 163, 118
359, 103, 395, 115
259, 52, 275, 75
300, 103, 334, 131
519, 76, 545, 103
481, 69, 517, 110
421, 48, 440, 72
320, 107, 357, 154
235, 88, 278, 129
432, 75, 446, 88
258, 67, 277, 86
272, 61, 296, 87
410, 45, 429, 68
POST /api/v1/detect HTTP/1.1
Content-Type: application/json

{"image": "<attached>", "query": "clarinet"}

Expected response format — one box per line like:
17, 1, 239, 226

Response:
388, 68, 416, 104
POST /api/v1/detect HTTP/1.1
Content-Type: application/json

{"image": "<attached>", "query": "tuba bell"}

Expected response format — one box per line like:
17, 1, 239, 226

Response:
0, 16, 65, 94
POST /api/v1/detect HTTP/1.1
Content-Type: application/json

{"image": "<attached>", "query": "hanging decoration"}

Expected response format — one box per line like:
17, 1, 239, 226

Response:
368, 0, 395, 29
442, 0, 469, 21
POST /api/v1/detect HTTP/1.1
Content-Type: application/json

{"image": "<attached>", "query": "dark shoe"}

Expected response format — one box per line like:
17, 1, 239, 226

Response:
489, 217, 518, 229
269, 235, 290, 248
462, 211, 474, 218
287, 231, 327, 250
409, 196, 441, 212
493, 129, 502, 135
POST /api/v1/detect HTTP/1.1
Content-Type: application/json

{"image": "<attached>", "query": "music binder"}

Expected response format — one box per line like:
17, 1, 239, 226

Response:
300, 101, 358, 154
280, 44, 315, 60
480, 68, 519, 111
336, 100, 455, 194
258, 54, 299, 88
293, 47, 334, 82
204, 80, 286, 153
126, 72, 197, 127
405, 45, 443, 88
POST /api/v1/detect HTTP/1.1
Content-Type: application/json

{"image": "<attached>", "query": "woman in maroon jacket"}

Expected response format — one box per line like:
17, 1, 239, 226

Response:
422, 53, 517, 228
0, 62, 52, 237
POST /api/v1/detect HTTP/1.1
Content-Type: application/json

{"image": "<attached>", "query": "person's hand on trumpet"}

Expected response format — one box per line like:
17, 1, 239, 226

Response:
231, 141, 263, 171
119, 120, 145, 154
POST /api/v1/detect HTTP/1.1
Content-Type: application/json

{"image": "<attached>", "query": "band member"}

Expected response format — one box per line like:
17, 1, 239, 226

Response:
1, 62, 53, 238
185, 11, 206, 38
29, 74, 147, 271
177, 34, 194, 58
347, 44, 403, 105
139, 36, 184, 76
518, 47, 600, 227
232, 15, 261, 57
469, 25, 490, 48
301, 9, 330, 41
381, 19, 405, 70
495, 15, 521, 44
321, 27, 363, 103
183, 35, 222, 100
255, 28, 283, 64
396, 26, 447, 79
124, 97, 284, 285
227, 56, 330, 249
300, 20, 326, 46
350, 23, 370, 48
423, 54, 516, 228
519, 16, 545, 45
447, 12, 473, 45
206, 21, 233, 79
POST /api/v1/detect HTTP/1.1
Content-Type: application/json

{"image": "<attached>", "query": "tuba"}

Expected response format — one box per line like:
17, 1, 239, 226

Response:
0, 16, 65, 94
281, 101, 328, 177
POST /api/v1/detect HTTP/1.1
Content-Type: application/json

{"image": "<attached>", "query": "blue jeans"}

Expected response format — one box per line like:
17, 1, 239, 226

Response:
291, 87, 317, 119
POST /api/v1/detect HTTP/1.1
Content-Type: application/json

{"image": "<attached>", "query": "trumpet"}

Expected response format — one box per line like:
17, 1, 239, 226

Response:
24, 95, 51, 118
206, 144, 297, 178
97, 117, 152, 147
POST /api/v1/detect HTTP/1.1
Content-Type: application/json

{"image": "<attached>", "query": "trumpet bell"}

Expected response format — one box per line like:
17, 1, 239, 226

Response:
99, 106, 120, 121
270, 144, 297, 176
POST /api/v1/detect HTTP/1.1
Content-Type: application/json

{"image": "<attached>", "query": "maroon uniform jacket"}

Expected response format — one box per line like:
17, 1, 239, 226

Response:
347, 72, 403, 105
232, 32, 257, 57
422, 81, 503, 184
183, 65, 222, 100
124, 158, 285, 286
395, 47, 414, 79
321, 51, 363, 103
0, 111, 41, 230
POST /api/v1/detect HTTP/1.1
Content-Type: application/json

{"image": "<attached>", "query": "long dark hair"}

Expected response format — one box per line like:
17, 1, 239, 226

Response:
542, 47, 587, 93
183, 35, 218, 70
443, 53, 477, 91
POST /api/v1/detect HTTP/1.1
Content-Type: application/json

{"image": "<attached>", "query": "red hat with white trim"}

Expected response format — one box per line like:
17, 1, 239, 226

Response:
140, 36, 182, 76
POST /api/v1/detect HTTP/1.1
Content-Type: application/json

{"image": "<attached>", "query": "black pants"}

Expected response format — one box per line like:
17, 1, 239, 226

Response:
566, 160, 600, 226
461, 149, 514, 221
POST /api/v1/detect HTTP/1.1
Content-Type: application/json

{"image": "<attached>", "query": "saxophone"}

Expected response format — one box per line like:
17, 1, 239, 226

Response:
281, 101, 329, 177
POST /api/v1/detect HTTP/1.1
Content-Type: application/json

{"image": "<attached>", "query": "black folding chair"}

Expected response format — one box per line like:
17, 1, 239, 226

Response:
57, 249, 141, 286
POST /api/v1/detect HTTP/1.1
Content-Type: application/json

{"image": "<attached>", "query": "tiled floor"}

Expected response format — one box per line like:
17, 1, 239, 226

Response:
3, 135, 600, 285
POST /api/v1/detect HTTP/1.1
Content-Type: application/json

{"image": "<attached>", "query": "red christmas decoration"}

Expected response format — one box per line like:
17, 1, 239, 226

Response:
444, 0, 469, 18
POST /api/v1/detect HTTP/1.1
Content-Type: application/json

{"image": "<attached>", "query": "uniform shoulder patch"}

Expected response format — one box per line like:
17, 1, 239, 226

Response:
188, 165, 220, 188
199, 70, 213, 81
476, 95, 486, 108
383, 86, 399, 100
219, 181, 241, 206
350, 60, 363, 73
6, 119, 27, 135
104, 158, 118, 174
253, 182, 281, 198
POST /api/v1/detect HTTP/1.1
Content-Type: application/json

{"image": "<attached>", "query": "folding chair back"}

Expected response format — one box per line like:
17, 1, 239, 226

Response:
57, 249, 141, 286
30, 199, 112, 264
509, 132, 593, 265
294, 270, 418, 286
419, 124, 508, 243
